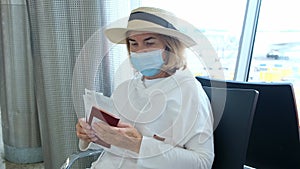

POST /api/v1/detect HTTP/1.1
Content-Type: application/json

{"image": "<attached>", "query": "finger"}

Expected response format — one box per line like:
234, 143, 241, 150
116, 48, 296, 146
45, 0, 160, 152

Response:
76, 122, 92, 134
78, 118, 86, 126
76, 123, 96, 140
76, 123, 85, 135
92, 122, 116, 138
76, 132, 89, 140
77, 129, 97, 142
85, 131, 96, 138
93, 121, 110, 130
91, 122, 104, 134
78, 119, 91, 130
90, 136, 98, 142
117, 122, 133, 128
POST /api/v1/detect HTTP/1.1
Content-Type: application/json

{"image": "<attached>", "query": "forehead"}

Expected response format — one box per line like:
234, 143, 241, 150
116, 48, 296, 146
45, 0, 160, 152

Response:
127, 32, 161, 40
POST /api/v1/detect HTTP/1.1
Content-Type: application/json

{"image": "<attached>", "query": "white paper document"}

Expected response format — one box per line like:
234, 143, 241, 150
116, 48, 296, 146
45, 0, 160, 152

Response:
82, 88, 120, 148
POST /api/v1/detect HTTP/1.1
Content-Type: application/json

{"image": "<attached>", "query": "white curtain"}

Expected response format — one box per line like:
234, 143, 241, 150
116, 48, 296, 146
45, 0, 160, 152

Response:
0, 0, 42, 164
1, 0, 130, 168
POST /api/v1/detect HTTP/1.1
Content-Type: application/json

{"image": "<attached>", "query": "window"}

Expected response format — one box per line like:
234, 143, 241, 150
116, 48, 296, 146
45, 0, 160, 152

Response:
249, 0, 300, 120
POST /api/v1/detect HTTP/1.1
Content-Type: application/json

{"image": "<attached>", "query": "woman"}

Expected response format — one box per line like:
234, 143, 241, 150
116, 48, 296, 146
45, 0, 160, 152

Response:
76, 7, 214, 169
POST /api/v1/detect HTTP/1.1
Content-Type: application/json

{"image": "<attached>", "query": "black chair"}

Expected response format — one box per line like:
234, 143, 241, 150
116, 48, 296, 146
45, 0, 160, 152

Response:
196, 76, 300, 169
203, 86, 259, 169
61, 86, 258, 169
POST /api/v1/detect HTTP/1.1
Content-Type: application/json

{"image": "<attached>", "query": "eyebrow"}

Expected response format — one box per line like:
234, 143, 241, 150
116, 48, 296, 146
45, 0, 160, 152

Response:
128, 36, 157, 42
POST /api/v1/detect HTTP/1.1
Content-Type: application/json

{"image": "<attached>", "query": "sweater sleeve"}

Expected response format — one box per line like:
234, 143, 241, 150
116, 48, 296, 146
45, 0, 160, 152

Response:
137, 134, 214, 169
78, 139, 104, 151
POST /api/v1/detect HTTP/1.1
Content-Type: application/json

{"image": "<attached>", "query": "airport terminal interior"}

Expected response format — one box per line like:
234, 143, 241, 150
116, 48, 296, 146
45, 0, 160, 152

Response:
0, 0, 299, 169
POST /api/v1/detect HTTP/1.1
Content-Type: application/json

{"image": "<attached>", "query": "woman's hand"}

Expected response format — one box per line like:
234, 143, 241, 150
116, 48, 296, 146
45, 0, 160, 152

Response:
76, 118, 98, 143
92, 121, 142, 153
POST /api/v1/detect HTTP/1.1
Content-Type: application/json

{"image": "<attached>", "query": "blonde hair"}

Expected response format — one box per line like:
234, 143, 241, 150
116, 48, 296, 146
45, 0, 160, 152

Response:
126, 34, 187, 75
158, 34, 187, 75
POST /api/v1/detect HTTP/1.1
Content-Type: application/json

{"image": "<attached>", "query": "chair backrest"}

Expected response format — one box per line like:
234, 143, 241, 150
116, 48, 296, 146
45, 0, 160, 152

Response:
197, 76, 300, 168
202, 86, 259, 169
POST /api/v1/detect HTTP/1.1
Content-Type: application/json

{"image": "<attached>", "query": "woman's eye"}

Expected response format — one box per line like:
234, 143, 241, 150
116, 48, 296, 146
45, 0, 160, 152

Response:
146, 42, 154, 46
130, 43, 137, 46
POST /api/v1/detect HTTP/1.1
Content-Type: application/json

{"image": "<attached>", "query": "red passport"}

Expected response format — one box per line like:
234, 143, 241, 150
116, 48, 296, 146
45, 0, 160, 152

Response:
87, 106, 120, 148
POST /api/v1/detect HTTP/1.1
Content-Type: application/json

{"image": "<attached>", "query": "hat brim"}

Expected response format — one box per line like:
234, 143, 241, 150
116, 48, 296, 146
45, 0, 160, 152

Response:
104, 27, 196, 47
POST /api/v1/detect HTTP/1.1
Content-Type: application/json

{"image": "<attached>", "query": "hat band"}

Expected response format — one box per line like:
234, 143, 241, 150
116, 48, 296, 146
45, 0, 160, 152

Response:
129, 12, 177, 30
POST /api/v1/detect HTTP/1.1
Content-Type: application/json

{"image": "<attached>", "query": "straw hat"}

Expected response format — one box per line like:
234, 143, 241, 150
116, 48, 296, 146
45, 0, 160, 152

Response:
104, 7, 196, 47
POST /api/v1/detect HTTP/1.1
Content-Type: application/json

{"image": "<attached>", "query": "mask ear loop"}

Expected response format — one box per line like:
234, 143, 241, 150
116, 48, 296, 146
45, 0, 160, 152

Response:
163, 46, 171, 64
162, 46, 178, 75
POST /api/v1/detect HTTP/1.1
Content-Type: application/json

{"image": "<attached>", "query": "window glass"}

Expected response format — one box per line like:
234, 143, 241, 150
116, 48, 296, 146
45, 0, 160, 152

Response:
249, 0, 300, 121
137, 0, 247, 79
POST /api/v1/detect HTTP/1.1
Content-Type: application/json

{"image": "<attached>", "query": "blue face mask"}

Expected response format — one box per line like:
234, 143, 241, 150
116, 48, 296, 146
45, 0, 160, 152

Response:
130, 49, 165, 77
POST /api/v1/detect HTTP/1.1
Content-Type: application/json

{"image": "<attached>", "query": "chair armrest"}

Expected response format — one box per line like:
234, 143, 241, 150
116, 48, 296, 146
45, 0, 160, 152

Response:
60, 149, 104, 169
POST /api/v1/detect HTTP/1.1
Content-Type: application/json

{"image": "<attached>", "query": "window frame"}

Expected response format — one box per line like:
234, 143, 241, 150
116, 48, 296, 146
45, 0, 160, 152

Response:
234, 0, 262, 81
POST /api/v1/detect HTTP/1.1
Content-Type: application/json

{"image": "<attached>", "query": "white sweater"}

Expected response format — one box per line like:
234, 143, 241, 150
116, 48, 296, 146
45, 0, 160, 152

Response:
79, 69, 214, 169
